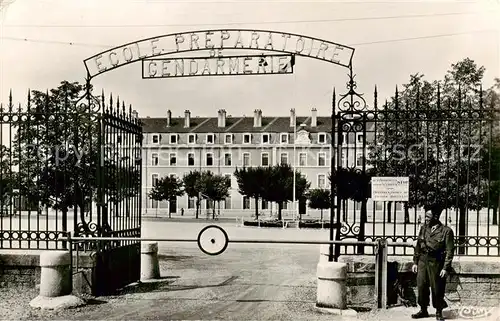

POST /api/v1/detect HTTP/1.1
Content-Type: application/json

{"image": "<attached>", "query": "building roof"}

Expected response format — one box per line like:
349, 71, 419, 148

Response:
140, 115, 335, 133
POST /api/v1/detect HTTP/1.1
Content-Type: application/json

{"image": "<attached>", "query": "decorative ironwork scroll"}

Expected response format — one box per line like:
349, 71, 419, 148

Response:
337, 67, 368, 114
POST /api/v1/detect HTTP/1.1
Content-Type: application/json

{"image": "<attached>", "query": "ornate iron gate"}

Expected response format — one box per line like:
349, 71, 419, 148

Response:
332, 76, 500, 258
74, 91, 142, 247
0, 82, 142, 255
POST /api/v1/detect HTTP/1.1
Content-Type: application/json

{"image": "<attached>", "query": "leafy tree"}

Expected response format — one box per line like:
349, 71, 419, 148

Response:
104, 163, 140, 217
367, 58, 490, 254
261, 164, 310, 221
441, 57, 485, 98
149, 175, 184, 218
197, 171, 230, 219
0, 145, 16, 215
234, 166, 267, 219
481, 77, 500, 225
329, 167, 371, 253
182, 170, 202, 218
11, 81, 99, 235
307, 188, 331, 221
10, 81, 140, 236
366, 74, 437, 224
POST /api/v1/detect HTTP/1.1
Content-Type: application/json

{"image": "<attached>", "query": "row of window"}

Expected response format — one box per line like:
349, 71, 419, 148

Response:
150, 133, 365, 145
150, 151, 364, 167
151, 173, 328, 189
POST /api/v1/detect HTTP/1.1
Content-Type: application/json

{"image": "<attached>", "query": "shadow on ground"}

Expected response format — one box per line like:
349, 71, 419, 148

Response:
84, 298, 107, 306
158, 254, 193, 261
114, 277, 179, 294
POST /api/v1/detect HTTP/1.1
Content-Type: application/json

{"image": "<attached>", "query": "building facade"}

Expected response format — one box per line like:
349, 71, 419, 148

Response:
140, 108, 382, 217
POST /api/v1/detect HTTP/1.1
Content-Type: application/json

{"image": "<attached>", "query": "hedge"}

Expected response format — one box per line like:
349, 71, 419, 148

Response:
243, 220, 284, 228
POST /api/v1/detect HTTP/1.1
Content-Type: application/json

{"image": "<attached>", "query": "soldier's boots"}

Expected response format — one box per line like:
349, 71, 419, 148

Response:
411, 310, 429, 319
435, 310, 444, 321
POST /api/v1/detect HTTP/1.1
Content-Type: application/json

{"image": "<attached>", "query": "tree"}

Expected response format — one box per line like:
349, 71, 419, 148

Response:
481, 77, 500, 225
182, 170, 202, 219
149, 175, 184, 218
0, 145, 16, 215
234, 166, 267, 219
261, 164, 310, 221
197, 171, 230, 219
308, 188, 331, 221
11, 81, 140, 236
329, 167, 371, 253
367, 58, 490, 254
367, 74, 437, 224
104, 163, 140, 217
11, 81, 100, 235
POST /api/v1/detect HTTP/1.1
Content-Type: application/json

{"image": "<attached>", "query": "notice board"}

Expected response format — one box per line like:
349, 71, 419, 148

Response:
371, 177, 409, 202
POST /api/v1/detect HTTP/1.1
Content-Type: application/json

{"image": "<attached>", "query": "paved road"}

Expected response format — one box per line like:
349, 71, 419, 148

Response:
72, 246, 335, 320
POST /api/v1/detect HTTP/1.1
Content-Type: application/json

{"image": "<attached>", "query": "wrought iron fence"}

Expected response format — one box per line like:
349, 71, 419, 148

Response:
333, 80, 500, 257
0, 84, 142, 251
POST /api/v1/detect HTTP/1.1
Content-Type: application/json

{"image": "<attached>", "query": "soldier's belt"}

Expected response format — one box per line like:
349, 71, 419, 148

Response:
422, 248, 444, 255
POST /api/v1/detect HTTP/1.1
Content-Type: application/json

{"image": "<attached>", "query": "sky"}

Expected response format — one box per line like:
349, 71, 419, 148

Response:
0, 0, 499, 119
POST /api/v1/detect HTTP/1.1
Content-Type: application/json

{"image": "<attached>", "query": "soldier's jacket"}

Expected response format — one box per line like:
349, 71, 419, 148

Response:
413, 221, 455, 271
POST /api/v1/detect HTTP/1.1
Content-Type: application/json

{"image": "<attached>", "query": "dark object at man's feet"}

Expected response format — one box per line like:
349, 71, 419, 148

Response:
411, 310, 429, 319
436, 310, 444, 321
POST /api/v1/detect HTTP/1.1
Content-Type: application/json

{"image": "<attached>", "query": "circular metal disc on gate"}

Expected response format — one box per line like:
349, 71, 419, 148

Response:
197, 225, 229, 256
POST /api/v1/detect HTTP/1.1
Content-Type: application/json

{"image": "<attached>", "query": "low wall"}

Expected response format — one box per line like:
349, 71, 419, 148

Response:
339, 255, 500, 308
0, 252, 40, 288
0, 244, 140, 296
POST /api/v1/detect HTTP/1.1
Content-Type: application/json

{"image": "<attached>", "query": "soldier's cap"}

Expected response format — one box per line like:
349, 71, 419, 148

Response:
424, 203, 443, 218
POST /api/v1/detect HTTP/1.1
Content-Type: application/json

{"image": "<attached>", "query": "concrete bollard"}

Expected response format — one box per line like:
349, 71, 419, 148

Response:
30, 251, 84, 310
39, 251, 72, 297
141, 241, 160, 281
316, 261, 347, 309
315, 261, 357, 316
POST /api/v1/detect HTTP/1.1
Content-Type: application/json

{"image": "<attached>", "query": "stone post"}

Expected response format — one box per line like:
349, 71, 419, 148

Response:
315, 260, 357, 316
39, 251, 72, 297
141, 242, 160, 281
30, 251, 84, 310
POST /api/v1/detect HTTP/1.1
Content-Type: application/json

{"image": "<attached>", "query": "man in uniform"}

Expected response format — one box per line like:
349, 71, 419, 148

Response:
411, 205, 455, 321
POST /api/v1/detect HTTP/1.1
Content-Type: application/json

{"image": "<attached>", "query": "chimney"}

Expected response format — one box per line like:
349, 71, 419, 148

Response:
311, 108, 317, 127
166, 110, 172, 127
290, 108, 296, 127
218, 109, 226, 127
184, 110, 190, 128
253, 109, 262, 127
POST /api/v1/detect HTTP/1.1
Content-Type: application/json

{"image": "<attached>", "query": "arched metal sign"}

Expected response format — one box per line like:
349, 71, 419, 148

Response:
83, 29, 355, 79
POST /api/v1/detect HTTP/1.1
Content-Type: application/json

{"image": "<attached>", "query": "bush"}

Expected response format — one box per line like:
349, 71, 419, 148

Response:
298, 220, 332, 229
243, 219, 284, 228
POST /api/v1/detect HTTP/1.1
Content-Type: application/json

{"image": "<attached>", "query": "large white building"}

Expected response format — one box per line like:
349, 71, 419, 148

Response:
140, 108, 387, 217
